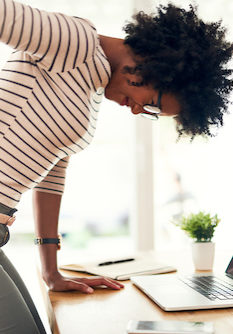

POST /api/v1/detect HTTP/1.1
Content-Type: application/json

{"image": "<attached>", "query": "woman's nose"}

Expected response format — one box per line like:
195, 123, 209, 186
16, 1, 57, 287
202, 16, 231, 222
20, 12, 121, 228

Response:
131, 104, 143, 115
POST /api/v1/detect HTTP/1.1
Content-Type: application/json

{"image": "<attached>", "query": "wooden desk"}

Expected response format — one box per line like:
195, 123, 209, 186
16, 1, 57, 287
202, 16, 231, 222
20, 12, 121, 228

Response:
49, 250, 233, 334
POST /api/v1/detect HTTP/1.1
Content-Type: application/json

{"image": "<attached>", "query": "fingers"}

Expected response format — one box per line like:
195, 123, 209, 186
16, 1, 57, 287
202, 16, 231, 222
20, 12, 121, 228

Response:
51, 278, 94, 293
50, 276, 124, 293
105, 278, 124, 289
68, 280, 94, 294
75, 277, 124, 290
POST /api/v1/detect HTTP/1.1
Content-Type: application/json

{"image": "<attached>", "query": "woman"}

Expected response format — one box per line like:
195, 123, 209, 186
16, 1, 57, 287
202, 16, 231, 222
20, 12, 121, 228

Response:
0, 0, 232, 332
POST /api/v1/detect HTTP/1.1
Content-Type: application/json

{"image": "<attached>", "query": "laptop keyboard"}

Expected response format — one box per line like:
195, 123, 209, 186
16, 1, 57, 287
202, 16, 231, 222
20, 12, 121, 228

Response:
180, 275, 233, 301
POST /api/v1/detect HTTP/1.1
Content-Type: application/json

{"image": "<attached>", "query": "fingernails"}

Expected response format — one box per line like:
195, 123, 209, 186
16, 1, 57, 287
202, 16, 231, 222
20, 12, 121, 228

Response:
87, 287, 94, 293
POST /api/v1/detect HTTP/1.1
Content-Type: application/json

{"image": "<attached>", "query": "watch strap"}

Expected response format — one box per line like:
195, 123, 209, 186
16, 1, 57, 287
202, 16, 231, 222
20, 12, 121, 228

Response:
34, 235, 61, 250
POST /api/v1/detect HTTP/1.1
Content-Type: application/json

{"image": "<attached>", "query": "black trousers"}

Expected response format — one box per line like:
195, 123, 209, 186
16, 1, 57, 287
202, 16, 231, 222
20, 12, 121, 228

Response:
0, 202, 46, 333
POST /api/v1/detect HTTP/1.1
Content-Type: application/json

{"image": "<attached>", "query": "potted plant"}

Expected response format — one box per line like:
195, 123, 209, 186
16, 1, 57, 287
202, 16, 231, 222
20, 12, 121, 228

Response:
174, 211, 220, 270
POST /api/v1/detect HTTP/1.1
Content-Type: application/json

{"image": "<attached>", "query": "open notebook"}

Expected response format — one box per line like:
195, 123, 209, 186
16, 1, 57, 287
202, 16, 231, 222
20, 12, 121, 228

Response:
60, 254, 176, 280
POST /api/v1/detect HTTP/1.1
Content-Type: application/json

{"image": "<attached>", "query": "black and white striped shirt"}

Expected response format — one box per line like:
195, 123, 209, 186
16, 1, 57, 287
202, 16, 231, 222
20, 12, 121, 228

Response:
0, 0, 111, 208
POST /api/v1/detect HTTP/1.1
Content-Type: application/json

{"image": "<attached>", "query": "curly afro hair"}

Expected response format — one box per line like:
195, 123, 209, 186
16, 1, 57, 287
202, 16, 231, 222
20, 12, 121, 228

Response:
123, 3, 233, 138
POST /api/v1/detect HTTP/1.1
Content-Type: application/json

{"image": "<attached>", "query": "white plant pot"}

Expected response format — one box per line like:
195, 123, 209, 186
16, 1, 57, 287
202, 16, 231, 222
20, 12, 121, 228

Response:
191, 242, 215, 271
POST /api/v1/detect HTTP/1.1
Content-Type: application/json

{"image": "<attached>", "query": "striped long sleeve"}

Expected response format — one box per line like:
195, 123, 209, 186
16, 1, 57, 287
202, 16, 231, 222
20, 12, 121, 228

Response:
0, 0, 96, 72
34, 156, 69, 194
0, 0, 111, 208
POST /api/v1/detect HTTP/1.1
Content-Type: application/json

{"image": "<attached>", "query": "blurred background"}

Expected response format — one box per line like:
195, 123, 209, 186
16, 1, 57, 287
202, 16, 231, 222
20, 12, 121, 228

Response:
1, 0, 233, 263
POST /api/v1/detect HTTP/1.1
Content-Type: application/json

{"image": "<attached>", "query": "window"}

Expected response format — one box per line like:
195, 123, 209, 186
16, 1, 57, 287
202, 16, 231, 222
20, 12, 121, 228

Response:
153, 0, 233, 251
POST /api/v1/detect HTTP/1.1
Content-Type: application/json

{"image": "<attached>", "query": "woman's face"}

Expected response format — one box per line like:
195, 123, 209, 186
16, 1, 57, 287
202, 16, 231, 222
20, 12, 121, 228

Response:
104, 66, 181, 118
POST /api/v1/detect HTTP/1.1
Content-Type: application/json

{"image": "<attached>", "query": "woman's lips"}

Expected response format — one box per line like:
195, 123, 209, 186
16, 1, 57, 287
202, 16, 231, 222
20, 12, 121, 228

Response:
120, 97, 129, 106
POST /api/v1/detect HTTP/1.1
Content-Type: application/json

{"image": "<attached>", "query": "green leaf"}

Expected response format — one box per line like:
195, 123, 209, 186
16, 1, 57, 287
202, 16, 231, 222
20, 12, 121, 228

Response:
173, 211, 220, 242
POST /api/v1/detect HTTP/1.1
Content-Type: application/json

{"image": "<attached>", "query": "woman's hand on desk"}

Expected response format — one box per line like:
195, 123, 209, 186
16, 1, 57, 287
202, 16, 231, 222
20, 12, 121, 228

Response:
46, 271, 124, 293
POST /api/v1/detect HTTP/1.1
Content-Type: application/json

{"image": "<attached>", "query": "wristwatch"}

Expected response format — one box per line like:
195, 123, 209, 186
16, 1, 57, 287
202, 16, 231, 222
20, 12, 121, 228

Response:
34, 235, 61, 250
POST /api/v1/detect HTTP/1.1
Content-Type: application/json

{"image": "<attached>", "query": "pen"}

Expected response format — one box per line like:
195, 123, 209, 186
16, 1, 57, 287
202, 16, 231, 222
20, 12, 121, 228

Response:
98, 258, 135, 266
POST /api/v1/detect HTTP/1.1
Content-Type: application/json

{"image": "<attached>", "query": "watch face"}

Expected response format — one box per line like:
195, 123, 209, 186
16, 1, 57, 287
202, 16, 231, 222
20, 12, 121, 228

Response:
0, 224, 10, 247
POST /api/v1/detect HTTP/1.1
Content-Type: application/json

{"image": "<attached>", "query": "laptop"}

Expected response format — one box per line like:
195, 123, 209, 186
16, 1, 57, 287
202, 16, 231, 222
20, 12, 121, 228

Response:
131, 256, 233, 311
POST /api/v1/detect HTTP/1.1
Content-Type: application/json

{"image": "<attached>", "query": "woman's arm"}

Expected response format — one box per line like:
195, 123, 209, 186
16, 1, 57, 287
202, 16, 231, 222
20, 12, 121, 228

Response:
33, 190, 124, 292
33, 190, 61, 286
0, 0, 96, 72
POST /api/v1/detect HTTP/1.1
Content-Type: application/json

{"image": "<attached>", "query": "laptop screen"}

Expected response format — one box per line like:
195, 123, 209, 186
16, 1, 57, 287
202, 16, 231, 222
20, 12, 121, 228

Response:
225, 256, 233, 277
